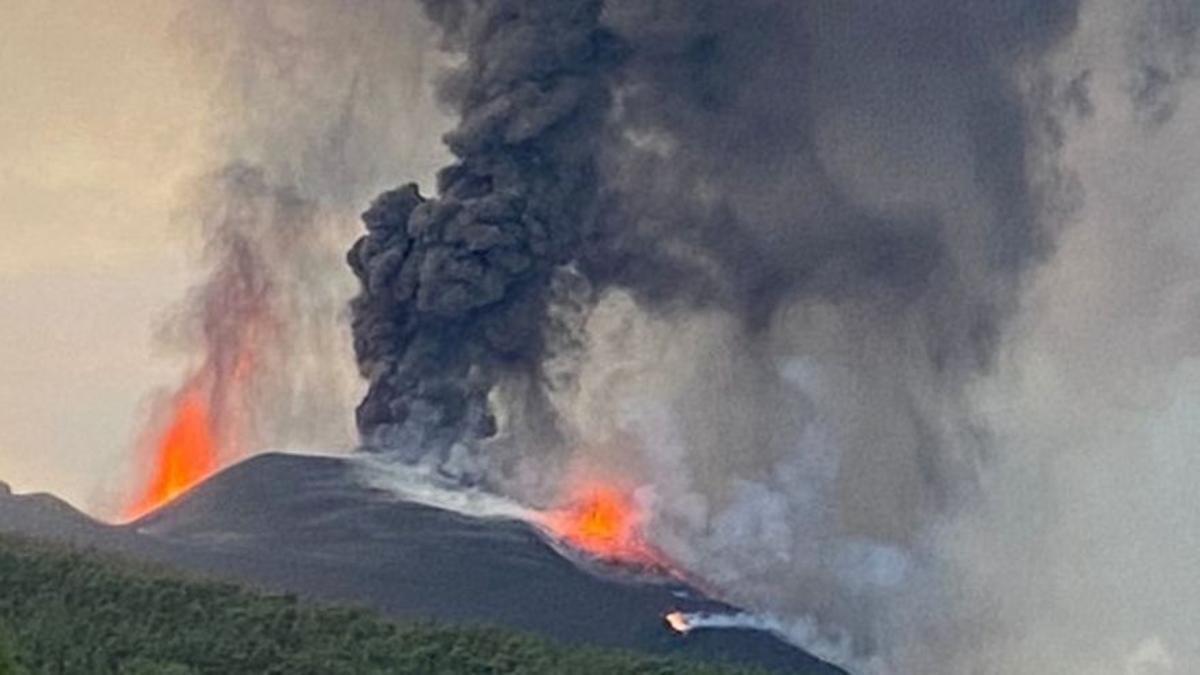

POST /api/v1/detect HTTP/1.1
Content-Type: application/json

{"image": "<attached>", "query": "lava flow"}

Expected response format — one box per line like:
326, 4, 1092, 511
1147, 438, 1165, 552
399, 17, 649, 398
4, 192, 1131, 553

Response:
122, 385, 219, 522
665, 611, 692, 634
539, 482, 666, 569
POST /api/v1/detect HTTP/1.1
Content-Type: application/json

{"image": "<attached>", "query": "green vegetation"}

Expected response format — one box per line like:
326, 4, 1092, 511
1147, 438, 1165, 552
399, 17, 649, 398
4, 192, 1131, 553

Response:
0, 534, 764, 675
0, 623, 23, 675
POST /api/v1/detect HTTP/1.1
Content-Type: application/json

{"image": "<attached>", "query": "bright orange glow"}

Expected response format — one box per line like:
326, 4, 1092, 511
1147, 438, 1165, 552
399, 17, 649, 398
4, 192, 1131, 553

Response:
540, 481, 664, 568
573, 485, 630, 544
665, 611, 691, 634
123, 389, 219, 521
119, 227, 277, 524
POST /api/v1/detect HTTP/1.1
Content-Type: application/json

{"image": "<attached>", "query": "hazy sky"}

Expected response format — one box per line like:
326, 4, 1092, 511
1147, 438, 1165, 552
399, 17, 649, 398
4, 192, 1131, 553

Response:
0, 1, 214, 509
0, 1, 449, 513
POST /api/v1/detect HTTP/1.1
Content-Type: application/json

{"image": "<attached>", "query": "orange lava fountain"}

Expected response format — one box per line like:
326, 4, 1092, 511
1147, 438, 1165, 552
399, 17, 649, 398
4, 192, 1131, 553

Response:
118, 169, 297, 523
122, 386, 220, 522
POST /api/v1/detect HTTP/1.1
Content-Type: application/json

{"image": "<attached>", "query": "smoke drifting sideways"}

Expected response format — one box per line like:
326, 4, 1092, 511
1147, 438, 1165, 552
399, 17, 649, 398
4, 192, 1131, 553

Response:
351, 1, 1200, 674
119, 1, 451, 518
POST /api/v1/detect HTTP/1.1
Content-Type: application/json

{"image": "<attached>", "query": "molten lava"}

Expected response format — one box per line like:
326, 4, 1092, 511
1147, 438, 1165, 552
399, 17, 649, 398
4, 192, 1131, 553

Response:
571, 485, 630, 544
665, 611, 692, 634
123, 389, 219, 521
540, 482, 664, 568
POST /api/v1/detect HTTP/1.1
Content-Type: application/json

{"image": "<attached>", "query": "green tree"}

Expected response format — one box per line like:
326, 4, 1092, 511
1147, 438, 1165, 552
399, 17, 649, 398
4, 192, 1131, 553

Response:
0, 533, 783, 675
0, 625, 23, 675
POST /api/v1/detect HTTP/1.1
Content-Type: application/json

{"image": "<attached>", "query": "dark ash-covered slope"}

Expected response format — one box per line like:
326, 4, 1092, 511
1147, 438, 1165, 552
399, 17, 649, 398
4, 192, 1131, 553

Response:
1, 455, 840, 674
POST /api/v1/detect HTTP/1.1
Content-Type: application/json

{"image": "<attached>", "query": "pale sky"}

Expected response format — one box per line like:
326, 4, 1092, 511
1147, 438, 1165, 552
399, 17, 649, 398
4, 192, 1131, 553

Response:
0, 1, 211, 509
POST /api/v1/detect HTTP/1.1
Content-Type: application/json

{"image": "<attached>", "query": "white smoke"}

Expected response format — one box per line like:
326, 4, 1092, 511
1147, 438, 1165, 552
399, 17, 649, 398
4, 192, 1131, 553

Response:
944, 1, 1200, 671
667, 610, 884, 675
354, 454, 534, 523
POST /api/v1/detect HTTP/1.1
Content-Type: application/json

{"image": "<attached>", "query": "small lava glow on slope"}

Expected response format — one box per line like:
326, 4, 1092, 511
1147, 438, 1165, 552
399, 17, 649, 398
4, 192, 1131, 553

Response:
665, 611, 691, 633
123, 385, 220, 521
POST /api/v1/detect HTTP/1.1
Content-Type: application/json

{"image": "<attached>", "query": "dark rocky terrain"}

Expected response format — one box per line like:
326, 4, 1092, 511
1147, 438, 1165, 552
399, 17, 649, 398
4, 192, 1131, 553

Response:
0, 453, 842, 674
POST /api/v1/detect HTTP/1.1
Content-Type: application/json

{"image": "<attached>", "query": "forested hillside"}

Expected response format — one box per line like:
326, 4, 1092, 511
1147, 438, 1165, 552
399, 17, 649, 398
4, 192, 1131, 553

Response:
0, 534, 766, 675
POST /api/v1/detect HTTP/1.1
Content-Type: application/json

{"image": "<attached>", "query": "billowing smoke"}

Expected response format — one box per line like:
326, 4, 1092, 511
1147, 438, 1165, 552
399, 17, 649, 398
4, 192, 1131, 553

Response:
349, 0, 1075, 483
346, 0, 1200, 673
347, 0, 624, 476
945, 2, 1200, 671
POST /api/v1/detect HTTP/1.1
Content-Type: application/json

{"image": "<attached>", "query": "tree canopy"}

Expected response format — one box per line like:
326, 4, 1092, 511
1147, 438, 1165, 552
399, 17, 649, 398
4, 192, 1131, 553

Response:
0, 534, 773, 675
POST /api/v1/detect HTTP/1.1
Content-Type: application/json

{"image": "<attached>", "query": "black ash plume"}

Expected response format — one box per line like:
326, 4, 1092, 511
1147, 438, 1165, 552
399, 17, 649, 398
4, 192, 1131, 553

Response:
349, 0, 1079, 491
348, 1, 623, 474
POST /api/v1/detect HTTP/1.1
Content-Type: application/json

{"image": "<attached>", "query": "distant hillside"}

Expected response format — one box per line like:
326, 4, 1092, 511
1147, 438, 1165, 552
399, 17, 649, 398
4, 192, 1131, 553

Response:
0, 533, 768, 675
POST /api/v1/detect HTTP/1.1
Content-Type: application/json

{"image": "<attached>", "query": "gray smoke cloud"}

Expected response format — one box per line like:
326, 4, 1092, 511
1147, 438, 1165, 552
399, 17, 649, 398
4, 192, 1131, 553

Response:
347, 0, 625, 476
1126, 0, 1200, 125
349, 1, 1200, 673
350, 0, 1078, 480
349, 1, 1076, 515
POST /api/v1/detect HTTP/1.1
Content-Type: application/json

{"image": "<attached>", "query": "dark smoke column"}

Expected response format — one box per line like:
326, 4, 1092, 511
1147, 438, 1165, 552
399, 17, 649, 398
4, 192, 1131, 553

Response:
348, 1, 621, 472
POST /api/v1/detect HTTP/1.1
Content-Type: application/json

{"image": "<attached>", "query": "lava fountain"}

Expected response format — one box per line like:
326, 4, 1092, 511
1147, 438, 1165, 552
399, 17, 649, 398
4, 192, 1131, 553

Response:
121, 168, 291, 522
122, 383, 220, 521
121, 322, 263, 523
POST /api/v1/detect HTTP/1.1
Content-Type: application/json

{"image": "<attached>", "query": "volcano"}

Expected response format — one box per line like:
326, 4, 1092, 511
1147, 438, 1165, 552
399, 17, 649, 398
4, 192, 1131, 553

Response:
0, 453, 842, 674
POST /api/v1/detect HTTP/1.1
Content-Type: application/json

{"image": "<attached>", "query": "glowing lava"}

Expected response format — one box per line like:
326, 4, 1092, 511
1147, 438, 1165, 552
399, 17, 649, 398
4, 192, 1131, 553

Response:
123, 388, 219, 521
570, 485, 630, 543
540, 482, 664, 568
665, 611, 692, 634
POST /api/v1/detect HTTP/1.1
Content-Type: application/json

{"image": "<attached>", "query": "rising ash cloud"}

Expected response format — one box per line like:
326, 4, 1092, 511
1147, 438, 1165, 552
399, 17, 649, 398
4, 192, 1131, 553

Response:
348, 0, 1079, 483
